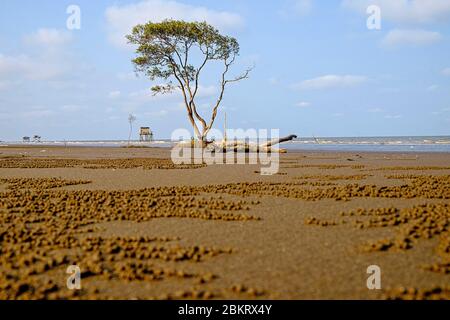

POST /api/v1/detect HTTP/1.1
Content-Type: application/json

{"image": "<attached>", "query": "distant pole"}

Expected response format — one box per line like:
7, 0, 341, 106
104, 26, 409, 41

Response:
224, 111, 227, 143
128, 113, 136, 146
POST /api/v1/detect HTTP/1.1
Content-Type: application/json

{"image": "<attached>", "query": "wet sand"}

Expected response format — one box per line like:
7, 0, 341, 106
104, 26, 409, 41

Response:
0, 146, 449, 300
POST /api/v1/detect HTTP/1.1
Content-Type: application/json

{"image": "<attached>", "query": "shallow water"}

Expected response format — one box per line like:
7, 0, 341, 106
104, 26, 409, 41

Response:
284, 136, 450, 152
2, 136, 450, 153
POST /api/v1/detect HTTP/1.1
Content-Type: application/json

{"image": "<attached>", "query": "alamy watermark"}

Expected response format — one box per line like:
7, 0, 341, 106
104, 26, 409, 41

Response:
171, 128, 281, 175
366, 265, 381, 290
366, 5, 381, 30
66, 5, 81, 30
66, 265, 81, 290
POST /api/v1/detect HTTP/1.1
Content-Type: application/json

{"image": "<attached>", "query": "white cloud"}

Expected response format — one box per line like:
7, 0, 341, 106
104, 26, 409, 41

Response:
0, 54, 29, 75
24, 28, 72, 47
20, 109, 55, 118
128, 88, 181, 106
0, 100, 63, 123
109, 91, 121, 98
427, 84, 439, 92
442, 67, 450, 76
279, 0, 314, 18
368, 108, 384, 113
117, 72, 138, 81
268, 77, 279, 85
382, 29, 442, 47
295, 101, 311, 107
430, 108, 450, 116
0, 80, 19, 90
0, 81, 8, 90
0, 112, 13, 120
129, 89, 163, 101
105, 0, 244, 48
222, 105, 237, 111
195, 85, 217, 98
0, 28, 75, 82
128, 84, 216, 103
144, 110, 169, 117
197, 103, 211, 110
294, 0, 313, 16
384, 114, 403, 119
342, 0, 450, 24
293, 75, 367, 90
378, 87, 401, 93
60, 105, 86, 112
0, 53, 69, 81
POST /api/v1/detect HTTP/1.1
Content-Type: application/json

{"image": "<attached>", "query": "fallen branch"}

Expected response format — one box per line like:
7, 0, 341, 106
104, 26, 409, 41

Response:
176, 134, 297, 153
216, 134, 298, 153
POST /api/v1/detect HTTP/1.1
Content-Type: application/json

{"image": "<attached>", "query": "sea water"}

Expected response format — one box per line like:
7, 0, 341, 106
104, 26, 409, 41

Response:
2, 136, 450, 153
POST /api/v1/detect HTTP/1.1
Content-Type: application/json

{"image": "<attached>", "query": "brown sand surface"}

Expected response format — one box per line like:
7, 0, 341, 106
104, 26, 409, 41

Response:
0, 146, 449, 300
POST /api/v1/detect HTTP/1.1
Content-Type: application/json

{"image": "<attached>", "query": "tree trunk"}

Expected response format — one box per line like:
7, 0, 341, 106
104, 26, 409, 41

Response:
128, 124, 132, 146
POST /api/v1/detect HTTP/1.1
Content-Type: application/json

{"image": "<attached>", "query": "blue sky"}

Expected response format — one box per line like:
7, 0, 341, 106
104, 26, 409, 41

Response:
1, 0, 450, 141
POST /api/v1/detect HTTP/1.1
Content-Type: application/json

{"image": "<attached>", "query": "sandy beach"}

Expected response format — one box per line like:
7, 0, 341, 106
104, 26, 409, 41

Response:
0, 146, 449, 300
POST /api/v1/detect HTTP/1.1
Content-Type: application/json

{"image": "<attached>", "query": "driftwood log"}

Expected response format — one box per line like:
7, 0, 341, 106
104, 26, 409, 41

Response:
178, 134, 298, 153
219, 134, 297, 153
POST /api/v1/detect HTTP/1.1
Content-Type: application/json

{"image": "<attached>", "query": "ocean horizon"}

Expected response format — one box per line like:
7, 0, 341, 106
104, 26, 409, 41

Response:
2, 135, 450, 153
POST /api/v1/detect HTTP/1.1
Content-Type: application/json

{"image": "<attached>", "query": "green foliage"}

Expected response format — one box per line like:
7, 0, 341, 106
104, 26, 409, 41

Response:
127, 20, 239, 85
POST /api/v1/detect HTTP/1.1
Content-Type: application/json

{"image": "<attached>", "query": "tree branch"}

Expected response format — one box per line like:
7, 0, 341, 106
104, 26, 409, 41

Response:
188, 48, 210, 131
204, 56, 253, 136
168, 58, 202, 139
225, 65, 253, 84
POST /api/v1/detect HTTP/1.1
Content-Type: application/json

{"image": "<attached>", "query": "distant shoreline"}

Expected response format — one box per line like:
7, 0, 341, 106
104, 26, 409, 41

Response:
1, 145, 450, 154
1, 135, 450, 153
